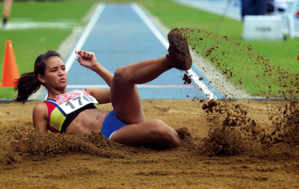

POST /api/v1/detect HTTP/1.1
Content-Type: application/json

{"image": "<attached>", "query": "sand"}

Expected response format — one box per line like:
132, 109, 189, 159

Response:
1, 99, 299, 189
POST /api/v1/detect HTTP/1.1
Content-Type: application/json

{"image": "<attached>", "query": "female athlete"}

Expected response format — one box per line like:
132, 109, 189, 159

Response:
13, 28, 192, 151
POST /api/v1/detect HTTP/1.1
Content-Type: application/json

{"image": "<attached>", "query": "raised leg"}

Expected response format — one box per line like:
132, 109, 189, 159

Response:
110, 56, 173, 124
110, 119, 186, 147
110, 28, 192, 125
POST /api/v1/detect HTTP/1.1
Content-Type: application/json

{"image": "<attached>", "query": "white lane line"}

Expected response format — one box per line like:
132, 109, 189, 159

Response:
65, 3, 105, 72
188, 69, 217, 99
67, 85, 199, 89
131, 3, 217, 100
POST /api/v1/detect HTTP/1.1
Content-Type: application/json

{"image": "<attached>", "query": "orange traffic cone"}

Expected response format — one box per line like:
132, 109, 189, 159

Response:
0, 40, 20, 87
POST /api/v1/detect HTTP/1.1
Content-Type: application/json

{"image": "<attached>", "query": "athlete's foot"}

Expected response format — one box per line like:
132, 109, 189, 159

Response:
3, 18, 7, 29
166, 28, 192, 70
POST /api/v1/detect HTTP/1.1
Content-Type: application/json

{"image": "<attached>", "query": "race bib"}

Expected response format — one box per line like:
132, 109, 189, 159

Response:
56, 89, 98, 114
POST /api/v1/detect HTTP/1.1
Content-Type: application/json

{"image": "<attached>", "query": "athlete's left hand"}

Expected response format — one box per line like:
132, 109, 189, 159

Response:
75, 50, 99, 70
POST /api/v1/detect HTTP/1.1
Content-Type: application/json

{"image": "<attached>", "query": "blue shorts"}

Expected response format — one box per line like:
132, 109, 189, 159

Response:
101, 110, 127, 139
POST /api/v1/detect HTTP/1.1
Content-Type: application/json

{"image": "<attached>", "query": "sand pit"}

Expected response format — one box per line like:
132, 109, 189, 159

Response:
1, 99, 299, 188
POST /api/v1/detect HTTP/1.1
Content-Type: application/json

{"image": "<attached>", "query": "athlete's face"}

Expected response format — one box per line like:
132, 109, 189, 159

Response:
38, 56, 68, 90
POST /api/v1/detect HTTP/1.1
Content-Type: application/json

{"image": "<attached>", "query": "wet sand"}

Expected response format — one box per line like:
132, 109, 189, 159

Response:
1, 99, 298, 188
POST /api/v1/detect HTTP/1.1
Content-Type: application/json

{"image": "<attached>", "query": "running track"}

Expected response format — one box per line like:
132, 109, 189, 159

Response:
62, 3, 225, 100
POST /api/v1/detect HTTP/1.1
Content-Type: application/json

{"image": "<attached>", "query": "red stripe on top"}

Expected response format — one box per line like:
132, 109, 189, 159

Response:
44, 101, 60, 133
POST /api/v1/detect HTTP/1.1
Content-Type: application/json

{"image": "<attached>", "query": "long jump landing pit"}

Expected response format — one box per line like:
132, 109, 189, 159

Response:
0, 99, 299, 188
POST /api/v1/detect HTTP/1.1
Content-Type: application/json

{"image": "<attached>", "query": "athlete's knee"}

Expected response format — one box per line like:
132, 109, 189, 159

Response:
148, 120, 173, 141
114, 66, 125, 80
114, 66, 132, 82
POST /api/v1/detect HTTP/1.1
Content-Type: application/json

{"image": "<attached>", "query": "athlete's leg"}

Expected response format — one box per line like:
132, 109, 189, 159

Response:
111, 28, 192, 124
110, 119, 186, 147
110, 56, 173, 124
3, 0, 13, 27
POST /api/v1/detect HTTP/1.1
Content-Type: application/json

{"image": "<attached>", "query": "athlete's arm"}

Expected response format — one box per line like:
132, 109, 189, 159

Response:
14, 103, 47, 152
75, 50, 113, 86
86, 88, 111, 104
32, 103, 48, 132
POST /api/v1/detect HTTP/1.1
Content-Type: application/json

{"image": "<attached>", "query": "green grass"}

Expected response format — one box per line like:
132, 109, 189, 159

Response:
143, 0, 299, 97
0, 1, 96, 98
0, 29, 72, 99
8, 1, 95, 22
0, 0, 298, 98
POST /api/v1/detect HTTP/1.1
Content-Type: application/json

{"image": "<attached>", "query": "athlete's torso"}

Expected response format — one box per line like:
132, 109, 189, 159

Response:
64, 108, 109, 135
44, 89, 110, 134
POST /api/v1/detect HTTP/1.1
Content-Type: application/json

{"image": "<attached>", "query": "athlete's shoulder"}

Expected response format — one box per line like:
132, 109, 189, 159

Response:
35, 101, 48, 108
33, 102, 48, 116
